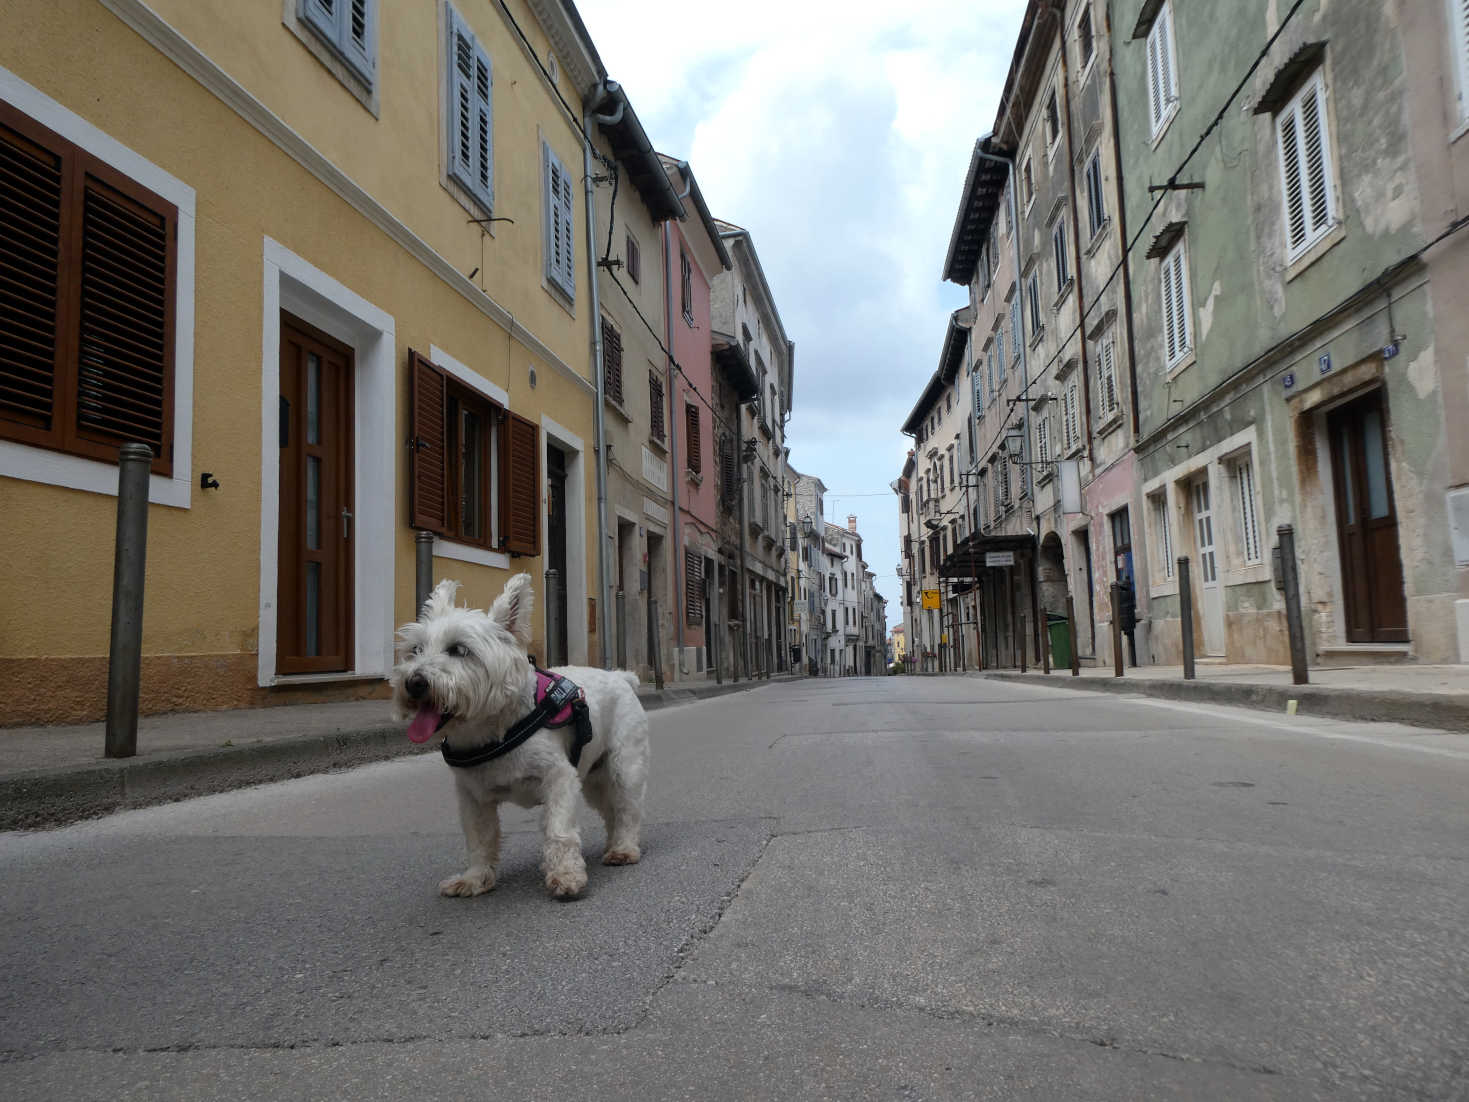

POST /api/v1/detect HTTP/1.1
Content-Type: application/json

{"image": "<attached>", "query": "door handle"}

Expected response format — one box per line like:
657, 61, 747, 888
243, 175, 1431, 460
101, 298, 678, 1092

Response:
342, 507, 353, 540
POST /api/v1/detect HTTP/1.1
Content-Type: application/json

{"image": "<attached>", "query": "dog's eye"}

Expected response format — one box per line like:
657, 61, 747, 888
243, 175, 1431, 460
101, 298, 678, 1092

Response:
448, 643, 468, 658
410, 644, 422, 656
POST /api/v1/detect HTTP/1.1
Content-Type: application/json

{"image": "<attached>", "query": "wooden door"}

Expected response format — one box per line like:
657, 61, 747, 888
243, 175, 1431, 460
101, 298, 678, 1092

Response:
545, 442, 569, 666
1328, 391, 1408, 642
278, 315, 354, 674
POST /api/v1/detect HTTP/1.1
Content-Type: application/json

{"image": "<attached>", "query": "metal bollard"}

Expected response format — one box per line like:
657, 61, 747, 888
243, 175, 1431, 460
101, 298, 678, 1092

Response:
1066, 593, 1080, 677
414, 530, 434, 616
544, 568, 561, 668
648, 597, 664, 690
1178, 557, 1195, 680
615, 589, 627, 669
1110, 583, 1124, 677
1277, 525, 1309, 686
105, 443, 154, 759
1017, 610, 1027, 673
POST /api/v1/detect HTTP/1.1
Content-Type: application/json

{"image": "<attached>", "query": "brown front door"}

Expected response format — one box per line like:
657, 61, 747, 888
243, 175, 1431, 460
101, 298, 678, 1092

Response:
1328, 389, 1407, 643
278, 315, 354, 674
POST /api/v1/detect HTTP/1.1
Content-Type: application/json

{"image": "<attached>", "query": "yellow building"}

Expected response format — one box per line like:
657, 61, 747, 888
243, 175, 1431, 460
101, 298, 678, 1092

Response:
891, 624, 906, 663
0, 0, 618, 724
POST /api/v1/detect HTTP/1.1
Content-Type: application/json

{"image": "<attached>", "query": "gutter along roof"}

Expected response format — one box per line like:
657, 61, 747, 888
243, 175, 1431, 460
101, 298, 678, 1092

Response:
711, 333, 759, 400
658, 153, 733, 270
591, 87, 686, 222
900, 311, 970, 435
942, 134, 1012, 285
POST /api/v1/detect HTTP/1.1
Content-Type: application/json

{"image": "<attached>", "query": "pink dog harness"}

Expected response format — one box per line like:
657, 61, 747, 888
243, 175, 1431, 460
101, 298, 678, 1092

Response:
438, 665, 594, 770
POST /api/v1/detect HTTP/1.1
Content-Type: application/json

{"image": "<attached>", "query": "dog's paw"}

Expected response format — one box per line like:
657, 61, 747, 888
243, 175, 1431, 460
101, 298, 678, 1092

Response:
438, 868, 496, 897
602, 846, 641, 866
545, 865, 587, 900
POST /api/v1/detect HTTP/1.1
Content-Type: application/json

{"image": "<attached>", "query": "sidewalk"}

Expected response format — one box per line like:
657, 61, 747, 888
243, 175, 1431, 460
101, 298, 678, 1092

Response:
980, 661, 1469, 731
0, 674, 798, 832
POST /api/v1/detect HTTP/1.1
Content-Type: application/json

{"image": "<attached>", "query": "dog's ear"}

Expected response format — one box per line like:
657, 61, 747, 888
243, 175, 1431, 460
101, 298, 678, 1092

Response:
488, 572, 535, 645
421, 579, 461, 621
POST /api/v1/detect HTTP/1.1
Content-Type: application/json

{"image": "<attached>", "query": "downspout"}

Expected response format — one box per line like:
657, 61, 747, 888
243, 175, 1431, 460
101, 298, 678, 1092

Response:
735, 408, 750, 678
1104, 10, 1142, 439
663, 163, 693, 669
583, 82, 623, 667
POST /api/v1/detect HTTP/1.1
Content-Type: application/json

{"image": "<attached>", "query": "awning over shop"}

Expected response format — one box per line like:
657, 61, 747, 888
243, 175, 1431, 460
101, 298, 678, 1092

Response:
938, 532, 1037, 579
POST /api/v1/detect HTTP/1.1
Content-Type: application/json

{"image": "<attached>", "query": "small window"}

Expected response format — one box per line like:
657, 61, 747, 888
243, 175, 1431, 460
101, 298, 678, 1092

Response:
685, 403, 701, 474
1150, 491, 1175, 579
680, 250, 693, 323
543, 142, 575, 298
1022, 156, 1035, 207
1036, 411, 1051, 465
1160, 236, 1193, 368
1275, 70, 1337, 261
1010, 298, 1023, 362
1096, 331, 1120, 420
1146, 0, 1180, 138
649, 371, 665, 442
625, 233, 641, 284
996, 327, 1006, 381
1053, 221, 1070, 293
1027, 272, 1042, 335
1085, 151, 1106, 238
1453, 0, 1469, 124
1077, 4, 1095, 70
1063, 379, 1081, 451
446, 5, 492, 212
601, 318, 623, 405
301, 0, 376, 87
685, 550, 704, 624
1229, 454, 1263, 563
1044, 89, 1061, 150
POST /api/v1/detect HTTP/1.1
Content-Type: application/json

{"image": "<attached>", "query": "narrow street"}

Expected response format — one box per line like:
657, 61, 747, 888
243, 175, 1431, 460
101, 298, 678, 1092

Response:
2, 677, 1466, 1100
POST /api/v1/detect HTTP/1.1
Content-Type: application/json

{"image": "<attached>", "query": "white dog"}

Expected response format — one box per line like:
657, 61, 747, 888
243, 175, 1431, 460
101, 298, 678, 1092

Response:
390, 573, 649, 900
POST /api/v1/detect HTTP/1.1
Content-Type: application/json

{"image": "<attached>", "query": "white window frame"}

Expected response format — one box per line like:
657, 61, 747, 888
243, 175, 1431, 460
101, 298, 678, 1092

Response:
1036, 409, 1051, 465
1452, 0, 1469, 127
446, 3, 493, 214
1062, 378, 1081, 451
1160, 236, 1193, 370
1227, 451, 1264, 565
996, 326, 1006, 382
543, 140, 576, 300
1044, 87, 1062, 156
1076, 3, 1097, 77
1027, 271, 1042, 336
301, 0, 376, 88
1052, 220, 1070, 294
1022, 155, 1035, 211
1275, 69, 1338, 263
1146, 0, 1180, 140
1010, 297, 1023, 363
1096, 330, 1120, 421
1150, 490, 1175, 580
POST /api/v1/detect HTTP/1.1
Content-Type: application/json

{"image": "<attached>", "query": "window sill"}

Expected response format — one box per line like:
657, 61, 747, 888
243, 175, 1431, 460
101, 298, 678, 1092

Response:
283, 10, 379, 117
1283, 220, 1347, 284
1084, 219, 1112, 257
604, 395, 632, 423
1223, 562, 1271, 588
1052, 279, 1074, 312
685, 468, 703, 485
1166, 349, 1196, 381
437, 538, 511, 571
1029, 325, 1046, 351
646, 435, 668, 455
1149, 580, 1179, 600
1096, 411, 1125, 438
1036, 467, 1054, 486
1149, 102, 1179, 150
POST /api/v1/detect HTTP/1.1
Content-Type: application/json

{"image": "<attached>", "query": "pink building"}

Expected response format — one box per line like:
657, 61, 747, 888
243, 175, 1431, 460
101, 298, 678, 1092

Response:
659, 156, 730, 678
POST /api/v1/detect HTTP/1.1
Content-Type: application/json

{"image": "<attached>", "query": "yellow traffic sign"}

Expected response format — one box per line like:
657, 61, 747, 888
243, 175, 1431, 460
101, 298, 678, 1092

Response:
921, 589, 941, 610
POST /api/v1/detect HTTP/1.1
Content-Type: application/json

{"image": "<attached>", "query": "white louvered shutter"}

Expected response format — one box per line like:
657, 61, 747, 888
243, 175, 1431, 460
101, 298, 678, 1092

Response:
1276, 71, 1335, 260
1233, 457, 1262, 563
1099, 336, 1118, 418
1037, 412, 1050, 464
1010, 297, 1022, 361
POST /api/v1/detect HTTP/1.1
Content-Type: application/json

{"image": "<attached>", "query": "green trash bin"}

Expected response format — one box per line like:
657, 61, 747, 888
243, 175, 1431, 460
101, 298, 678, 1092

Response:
1047, 614, 1071, 669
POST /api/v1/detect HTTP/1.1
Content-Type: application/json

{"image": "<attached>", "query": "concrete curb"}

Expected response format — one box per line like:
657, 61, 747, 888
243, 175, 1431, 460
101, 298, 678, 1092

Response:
1, 675, 799, 832
981, 672, 1469, 732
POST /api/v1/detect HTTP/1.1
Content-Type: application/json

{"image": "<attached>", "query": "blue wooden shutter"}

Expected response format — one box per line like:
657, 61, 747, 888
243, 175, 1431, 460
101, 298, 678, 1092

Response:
545, 143, 575, 298
341, 0, 375, 84
447, 6, 491, 211
473, 42, 493, 206
302, 0, 338, 46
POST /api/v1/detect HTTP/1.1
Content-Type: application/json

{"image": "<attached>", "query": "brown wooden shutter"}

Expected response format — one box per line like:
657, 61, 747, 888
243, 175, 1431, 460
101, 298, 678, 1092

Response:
685, 402, 701, 473
74, 167, 175, 468
720, 433, 736, 507
500, 409, 541, 556
409, 350, 448, 534
685, 549, 703, 624
601, 318, 622, 404
649, 372, 665, 441
0, 112, 65, 442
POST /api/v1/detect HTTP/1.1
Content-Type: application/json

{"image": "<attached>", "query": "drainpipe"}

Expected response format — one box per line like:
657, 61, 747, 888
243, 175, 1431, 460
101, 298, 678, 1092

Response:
736, 409, 751, 678
1104, 10, 1142, 440
663, 163, 692, 670
1055, 8, 1093, 456
583, 81, 623, 667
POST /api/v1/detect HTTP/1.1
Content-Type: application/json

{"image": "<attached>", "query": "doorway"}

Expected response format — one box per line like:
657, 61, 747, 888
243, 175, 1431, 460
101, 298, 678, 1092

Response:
1328, 390, 1408, 642
546, 443, 570, 665
1191, 473, 1226, 656
277, 315, 353, 674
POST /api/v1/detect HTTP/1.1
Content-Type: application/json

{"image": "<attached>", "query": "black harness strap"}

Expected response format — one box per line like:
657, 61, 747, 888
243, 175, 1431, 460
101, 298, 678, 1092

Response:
441, 668, 595, 770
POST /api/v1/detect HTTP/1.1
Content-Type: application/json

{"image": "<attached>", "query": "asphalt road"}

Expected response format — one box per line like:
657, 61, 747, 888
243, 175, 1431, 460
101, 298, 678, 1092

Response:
2, 675, 1466, 1100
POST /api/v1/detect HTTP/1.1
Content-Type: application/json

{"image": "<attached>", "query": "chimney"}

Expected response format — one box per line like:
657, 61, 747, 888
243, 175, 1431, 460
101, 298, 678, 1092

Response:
847, 514, 857, 533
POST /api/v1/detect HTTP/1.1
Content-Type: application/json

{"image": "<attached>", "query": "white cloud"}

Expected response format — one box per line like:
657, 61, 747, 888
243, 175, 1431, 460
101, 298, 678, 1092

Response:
575, 0, 1027, 627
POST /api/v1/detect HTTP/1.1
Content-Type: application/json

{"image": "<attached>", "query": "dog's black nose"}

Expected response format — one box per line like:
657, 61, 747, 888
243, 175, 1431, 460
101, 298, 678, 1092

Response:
406, 673, 428, 700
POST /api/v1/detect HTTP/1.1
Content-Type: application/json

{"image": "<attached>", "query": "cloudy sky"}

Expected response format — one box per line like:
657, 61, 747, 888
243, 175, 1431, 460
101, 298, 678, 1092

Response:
577, 0, 1028, 630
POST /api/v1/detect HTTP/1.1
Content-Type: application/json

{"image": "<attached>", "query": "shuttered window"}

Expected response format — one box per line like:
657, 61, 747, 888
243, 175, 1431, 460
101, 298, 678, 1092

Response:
1160, 236, 1192, 369
1230, 454, 1263, 564
1145, 1, 1179, 138
1275, 70, 1336, 262
1027, 271, 1041, 335
1454, 0, 1469, 123
625, 233, 641, 284
543, 142, 575, 299
719, 433, 737, 509
648, 371, 665, 442
1010, 297, 1022, 363
408, 349, 539, 556
446, 5, 493, 213
601, 317, 623, 404
1151, 492, 1175, 579
301, 0, 375, 86
1085, 151, 1106, 238
685, 550, 704, 624
1097, 332, 1120, 420
685, 402, 701, 474
1063, 379, 1081, 451
1036, 411, 1051, 465
679, 250, 693, 322
0, 103, 176, 474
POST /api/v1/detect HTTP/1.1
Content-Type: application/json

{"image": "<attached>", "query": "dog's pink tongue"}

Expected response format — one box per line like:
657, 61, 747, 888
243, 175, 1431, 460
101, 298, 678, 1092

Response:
406, 704, 442, 744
